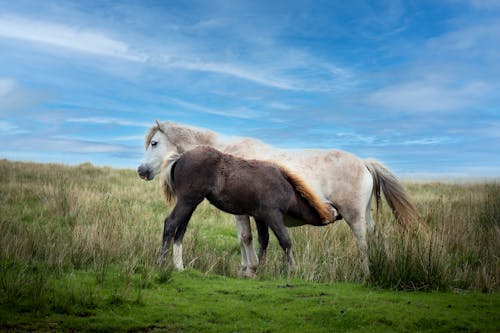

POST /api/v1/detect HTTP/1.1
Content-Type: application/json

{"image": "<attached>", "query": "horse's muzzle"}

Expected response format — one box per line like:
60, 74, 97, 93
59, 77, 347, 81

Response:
137, 164, 154, 181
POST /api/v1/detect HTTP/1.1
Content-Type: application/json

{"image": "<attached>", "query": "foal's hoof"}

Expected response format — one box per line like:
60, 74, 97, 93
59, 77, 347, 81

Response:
156, 254, 167, 266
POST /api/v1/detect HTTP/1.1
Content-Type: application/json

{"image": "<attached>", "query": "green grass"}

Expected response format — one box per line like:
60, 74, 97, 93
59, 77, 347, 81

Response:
1, 159, 499, 332
1, 268, 499, 333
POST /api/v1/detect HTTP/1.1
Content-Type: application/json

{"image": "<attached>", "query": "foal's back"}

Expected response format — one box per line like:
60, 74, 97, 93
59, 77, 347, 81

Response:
173, 146, 293, 217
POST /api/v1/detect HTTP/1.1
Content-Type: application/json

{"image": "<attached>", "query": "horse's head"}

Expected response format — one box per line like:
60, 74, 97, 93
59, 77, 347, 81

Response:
138, 121, 178, 181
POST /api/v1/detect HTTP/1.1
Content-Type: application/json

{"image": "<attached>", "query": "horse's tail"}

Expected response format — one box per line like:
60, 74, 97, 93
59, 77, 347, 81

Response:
160, 152, 182, 204
276, 165, 332, 223
364, 159, 418, 227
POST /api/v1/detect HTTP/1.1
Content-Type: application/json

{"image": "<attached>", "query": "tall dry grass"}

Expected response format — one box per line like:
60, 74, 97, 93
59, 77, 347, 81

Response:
0, 160, 498, 295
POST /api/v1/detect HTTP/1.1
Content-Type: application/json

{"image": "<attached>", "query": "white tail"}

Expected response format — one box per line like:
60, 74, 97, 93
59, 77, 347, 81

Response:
364, 159, 418, 227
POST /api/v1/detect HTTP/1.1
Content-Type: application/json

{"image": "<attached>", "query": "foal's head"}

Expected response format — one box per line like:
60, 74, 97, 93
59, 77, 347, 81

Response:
138, 121, 177, 181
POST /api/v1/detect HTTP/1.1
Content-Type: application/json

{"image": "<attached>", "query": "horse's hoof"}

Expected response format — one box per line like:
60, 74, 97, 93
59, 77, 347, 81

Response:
244, 270, 257, 278
238, 266, 257, 278
245, 265, 258, 278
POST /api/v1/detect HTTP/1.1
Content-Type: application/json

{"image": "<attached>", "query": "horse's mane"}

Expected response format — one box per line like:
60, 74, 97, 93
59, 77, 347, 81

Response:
145, 121, 217, 151
144, 125, 159, 149
160, 152, 183, 204
276, 165, 333, 223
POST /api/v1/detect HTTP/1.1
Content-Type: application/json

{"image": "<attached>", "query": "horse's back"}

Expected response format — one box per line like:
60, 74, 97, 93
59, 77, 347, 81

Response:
223, 138, 368, 194
222, 138, 371, 216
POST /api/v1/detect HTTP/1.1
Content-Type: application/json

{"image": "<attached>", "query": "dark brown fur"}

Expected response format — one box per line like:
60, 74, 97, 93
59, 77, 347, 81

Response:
158, 146, 333, 267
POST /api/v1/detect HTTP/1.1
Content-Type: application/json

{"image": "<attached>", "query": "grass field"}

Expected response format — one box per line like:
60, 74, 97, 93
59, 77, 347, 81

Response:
1, 159, 499, 332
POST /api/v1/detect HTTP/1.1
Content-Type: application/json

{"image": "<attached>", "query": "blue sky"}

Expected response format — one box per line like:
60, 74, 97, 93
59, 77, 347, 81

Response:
0, 0, 499, 177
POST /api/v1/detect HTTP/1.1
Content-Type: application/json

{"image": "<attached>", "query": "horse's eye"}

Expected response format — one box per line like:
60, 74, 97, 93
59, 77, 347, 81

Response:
151, 141, 158, 147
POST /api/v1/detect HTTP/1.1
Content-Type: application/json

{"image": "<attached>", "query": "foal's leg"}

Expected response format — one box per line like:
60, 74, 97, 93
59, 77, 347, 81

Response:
159, 200, 199, 265
255, 220, 269, 264
172, 219, 189, 270
235, 215, 259, 278
264, 210, 296, 269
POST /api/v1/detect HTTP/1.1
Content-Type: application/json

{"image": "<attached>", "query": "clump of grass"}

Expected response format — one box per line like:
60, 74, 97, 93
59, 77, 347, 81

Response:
366, 181, 499, 291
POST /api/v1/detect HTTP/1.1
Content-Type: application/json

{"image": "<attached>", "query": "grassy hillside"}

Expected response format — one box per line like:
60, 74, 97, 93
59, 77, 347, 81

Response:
1, 159, 499, 332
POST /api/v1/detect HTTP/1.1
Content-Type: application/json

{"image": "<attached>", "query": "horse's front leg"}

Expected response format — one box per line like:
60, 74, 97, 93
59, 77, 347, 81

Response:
235, 215, 259, 278
158, 201, 198, 266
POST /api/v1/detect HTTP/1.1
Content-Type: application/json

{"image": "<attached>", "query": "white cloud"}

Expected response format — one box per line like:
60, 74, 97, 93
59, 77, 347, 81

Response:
0, 14, 353, 92
0, 120, 24, 134
427, 21, 500, 57
401, 137, 458, 145
0, 78, 16, 97
168, 60, 297, 91
466, 0, 500, 9
0, 78, 47, 114
66, 117, 151, 127
1, 135, 134, 155
366, 80, 490, 113
111, 135, 145, 142
480, 121, 500, 138
167, 97, 265, 119
0, 15, 146, 61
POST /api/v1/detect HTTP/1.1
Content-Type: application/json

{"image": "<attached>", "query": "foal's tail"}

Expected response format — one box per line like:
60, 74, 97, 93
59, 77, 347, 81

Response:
277, 165, 332, 223
364, 159, 419, 228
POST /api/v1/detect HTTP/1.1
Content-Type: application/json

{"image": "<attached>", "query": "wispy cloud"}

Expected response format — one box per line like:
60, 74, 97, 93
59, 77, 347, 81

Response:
0, 13, 354, 93
400, 137, 459, 145
0, 78, 47, 114
3, 134, 136, 156
0, 120, 24, 134
366, 79, 490, 113
427, 21, 500, 58
0, 15, 146, 61
466, 0, 500, 9
0, 78, 16, 97
167, 97, 266, 119
66, 117, 151, 127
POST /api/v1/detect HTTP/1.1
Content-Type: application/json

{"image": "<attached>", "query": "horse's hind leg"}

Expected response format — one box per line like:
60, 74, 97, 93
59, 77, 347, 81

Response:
338, 168, 373, 277
343, 196, 371, 277
235, 215, 259, 278
347, 214, 369, 277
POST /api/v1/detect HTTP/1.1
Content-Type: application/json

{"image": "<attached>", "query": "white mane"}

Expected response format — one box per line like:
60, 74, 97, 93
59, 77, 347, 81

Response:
160, 152, 182, 203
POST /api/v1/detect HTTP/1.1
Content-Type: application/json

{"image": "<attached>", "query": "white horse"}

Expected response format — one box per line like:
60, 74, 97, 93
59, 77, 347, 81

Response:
138, 121, 417, 276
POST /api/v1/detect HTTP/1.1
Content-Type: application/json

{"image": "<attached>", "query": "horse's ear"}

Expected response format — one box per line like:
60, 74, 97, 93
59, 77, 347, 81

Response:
155, 120, 165, 133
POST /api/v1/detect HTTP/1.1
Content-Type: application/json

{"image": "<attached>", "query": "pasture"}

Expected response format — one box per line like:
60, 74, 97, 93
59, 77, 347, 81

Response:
0, 159, 499, 332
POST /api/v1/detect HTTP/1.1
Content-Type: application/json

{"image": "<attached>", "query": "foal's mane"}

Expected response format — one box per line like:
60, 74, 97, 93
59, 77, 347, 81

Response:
160, 152, 182, 204
276, 165, 333, 223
